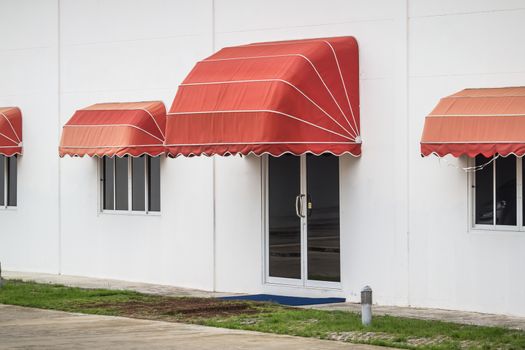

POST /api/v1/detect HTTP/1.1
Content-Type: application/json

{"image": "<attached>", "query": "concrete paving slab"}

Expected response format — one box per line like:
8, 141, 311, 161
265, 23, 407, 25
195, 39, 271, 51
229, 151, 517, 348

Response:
0, 304, 390, 350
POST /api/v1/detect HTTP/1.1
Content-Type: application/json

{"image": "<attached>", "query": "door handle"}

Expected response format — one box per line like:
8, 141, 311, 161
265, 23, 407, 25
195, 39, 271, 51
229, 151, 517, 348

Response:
296, 194, 306, 218
299, 194, 306, 218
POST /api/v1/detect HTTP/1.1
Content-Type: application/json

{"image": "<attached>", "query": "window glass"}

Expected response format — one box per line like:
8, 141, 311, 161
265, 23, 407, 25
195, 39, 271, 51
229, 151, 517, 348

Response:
148, 157, 161, 212
103, 157, 115, 210
115, 156, 129, 210
306, 154, 340, 282
132, 156, 146, 211
495, 156, 516, 225
268, 155, 301, 279
523, 161, 525, 222
7, 156, 17, 206
101, 155, 160, 213
475, 155, 494, 225
0, 155, 4, 206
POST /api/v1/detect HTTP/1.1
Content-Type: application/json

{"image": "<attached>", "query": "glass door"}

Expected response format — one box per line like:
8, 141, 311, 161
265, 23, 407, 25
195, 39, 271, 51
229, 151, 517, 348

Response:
266, 154, 341, 287
267, 154, 302, 284
306, 154, 341, 285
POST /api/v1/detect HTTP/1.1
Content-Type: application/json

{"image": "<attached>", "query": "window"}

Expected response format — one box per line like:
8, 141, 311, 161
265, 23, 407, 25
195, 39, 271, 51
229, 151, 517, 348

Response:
101, 155, 160, 213
472, 155, 521, 229
0, 155, 17, 208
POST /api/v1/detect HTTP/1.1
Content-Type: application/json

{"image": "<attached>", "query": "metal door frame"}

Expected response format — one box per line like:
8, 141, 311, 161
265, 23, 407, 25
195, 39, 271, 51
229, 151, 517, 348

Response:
262, 155, 342, 290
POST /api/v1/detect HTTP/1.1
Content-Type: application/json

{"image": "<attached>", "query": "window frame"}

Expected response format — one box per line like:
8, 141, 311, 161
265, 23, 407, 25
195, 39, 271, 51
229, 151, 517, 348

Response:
0, 155, 17, 210
469, 156, 524, 232
99, 155, 160, 216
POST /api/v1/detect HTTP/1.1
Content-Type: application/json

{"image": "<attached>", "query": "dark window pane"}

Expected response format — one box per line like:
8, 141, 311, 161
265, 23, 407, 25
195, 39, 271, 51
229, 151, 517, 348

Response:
495, 155, 516, 225
132, 156, 146, 211
268, 155, 301, 279
475, 155, 494, 225
523, 161, 525, 222
7, 156, 17, 206
115, 156, 129, 210
0, 155, 4, 206
148, 156, 161, 212
103, 157, 114, 210
306, 154, 340, 282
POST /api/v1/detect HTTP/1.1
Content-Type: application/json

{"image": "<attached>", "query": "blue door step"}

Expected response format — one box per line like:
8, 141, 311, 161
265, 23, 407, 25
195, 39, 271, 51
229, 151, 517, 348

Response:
219, 294, 346, 306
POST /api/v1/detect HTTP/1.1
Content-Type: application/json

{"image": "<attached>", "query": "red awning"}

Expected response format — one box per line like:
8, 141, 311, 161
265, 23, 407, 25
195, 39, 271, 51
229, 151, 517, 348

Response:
0, 107, 22, 156
165, 36, 360, 157
59, 101, 166, 157
421, 87, 525, 157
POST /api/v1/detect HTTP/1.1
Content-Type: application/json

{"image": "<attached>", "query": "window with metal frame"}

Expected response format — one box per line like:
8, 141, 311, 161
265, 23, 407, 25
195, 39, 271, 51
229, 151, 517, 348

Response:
0, 155, 17, 208
472, 155, 521, 229
101, 155, 160, 213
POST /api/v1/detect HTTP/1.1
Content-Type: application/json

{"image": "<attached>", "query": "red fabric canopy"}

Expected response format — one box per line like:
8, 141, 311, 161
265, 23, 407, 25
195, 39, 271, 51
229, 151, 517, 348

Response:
0, 107, 22, 156
166, 36, 360, 157
421, 87, 525, 157
59, 101, 166, 157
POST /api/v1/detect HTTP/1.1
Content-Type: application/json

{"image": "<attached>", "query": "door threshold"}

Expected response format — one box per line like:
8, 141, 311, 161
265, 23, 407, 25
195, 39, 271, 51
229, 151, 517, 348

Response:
264, 281, 342, 291
262, 282, 345, 299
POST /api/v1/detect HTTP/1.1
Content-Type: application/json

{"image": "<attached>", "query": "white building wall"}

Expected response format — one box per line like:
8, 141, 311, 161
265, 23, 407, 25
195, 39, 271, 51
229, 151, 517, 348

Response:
1, 0, 525, 316
57, 0, 217, 290
408, 2, 525, 315
0, 0, 60, 273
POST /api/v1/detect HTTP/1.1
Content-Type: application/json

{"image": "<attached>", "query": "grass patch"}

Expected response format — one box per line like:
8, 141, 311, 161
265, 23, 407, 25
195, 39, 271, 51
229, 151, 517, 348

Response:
1, 280, 524, 349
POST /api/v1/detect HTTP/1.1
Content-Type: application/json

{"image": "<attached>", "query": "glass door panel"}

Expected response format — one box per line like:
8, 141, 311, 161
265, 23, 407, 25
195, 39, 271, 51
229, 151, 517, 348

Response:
268, 155, 301, 279
306, 154, 340, 282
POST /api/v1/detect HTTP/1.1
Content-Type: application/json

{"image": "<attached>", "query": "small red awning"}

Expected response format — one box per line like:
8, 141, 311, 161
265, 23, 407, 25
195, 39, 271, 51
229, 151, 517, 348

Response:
421, 87, 525, 157
165, 36, 360, 157
59, 101, 166, 157
0, 107, 22, 156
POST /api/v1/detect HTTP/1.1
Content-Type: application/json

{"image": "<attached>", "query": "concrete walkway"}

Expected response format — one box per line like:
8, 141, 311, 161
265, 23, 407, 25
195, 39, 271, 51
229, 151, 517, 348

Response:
3, 270, 232, 298
5, 271, 525, 330
0, 304, 389, 349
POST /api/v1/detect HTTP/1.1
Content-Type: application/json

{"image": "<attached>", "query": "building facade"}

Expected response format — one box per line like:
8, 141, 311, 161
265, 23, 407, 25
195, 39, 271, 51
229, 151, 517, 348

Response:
1, 0, 525, 316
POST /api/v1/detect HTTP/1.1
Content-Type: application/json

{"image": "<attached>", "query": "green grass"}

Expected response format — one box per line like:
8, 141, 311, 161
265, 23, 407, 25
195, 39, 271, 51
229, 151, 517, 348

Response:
0, 279, 156, 315
199, 309, 525, 349
1, 280, 524, 350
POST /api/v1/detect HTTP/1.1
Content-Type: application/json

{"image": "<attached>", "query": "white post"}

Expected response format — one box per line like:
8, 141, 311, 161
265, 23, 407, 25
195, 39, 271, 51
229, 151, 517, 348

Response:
361, 285, 372, 326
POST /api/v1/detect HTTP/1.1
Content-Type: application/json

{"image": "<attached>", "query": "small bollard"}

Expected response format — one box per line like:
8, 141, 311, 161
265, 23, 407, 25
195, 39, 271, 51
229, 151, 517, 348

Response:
361, 285, 372, 326
0, 262, 3, 288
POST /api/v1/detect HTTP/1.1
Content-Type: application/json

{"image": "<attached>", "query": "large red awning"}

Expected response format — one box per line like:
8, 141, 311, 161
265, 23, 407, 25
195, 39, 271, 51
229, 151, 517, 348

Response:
0, 107, 22, 156
59, 101, 166, 157
165, 36, 360, 157
421, 87, 525, 157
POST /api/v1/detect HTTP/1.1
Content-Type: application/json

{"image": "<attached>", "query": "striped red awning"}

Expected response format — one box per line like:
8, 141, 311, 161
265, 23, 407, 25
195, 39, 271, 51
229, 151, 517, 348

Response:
165, 36, 360, 157
0, 107, 22, 156
59, 101, 166, 157
421, 87, 525, 157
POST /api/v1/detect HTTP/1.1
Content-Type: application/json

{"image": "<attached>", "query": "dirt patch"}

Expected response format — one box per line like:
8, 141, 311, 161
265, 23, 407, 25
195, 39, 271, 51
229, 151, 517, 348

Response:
84, 297, 263, 319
